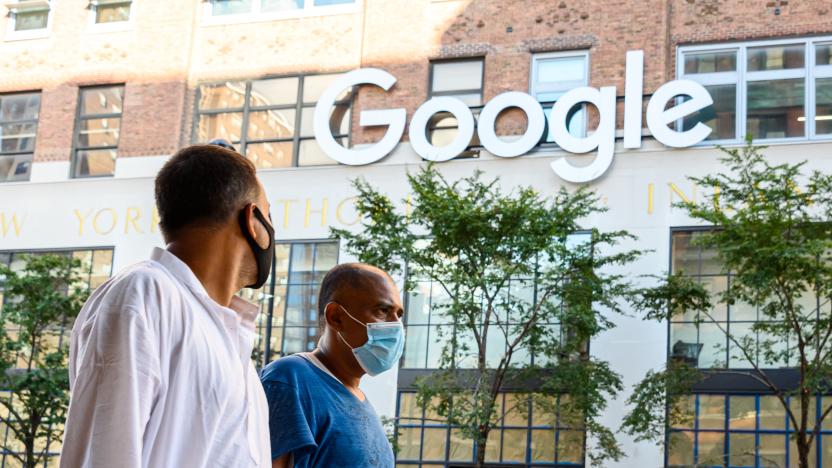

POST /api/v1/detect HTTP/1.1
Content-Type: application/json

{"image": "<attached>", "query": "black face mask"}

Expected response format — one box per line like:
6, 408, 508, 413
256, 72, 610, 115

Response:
238, 206, 275, 289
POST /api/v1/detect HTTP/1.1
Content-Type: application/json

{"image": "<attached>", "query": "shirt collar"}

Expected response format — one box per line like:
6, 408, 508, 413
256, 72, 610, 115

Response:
151, 247, 260, 331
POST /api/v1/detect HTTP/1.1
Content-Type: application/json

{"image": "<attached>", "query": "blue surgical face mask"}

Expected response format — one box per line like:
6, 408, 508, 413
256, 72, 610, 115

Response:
331, 303, 405, 376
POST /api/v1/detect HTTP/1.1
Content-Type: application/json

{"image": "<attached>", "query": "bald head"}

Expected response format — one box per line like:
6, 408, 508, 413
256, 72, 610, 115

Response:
317, 263, 394, 324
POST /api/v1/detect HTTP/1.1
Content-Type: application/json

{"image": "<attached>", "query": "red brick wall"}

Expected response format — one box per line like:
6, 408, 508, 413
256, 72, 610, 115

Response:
1, 0, 830, 163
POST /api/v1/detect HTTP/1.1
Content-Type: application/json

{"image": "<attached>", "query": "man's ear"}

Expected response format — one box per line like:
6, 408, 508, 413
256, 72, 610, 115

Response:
241, 202, 257, 239
324, 302, 345, 333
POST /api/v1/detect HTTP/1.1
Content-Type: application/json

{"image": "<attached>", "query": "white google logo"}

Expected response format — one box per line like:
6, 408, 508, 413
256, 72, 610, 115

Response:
314, 50, 713, 183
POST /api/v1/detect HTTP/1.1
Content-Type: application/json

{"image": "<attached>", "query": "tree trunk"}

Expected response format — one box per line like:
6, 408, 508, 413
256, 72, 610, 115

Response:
796, 441, 810, 468
474, 426, 490, 468
25, 435, 35, 468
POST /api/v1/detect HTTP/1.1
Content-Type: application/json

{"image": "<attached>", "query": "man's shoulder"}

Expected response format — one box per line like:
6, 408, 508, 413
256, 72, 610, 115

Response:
83, 260, 177, 315
260, 354, 314, 386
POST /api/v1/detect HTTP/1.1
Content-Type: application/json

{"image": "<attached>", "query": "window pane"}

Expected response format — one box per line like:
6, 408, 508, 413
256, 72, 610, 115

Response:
699, 276, 728, 321
537, 56, 586, 85
0, 94, 40, 122
667, 431, 694, 466
697, 431, 725, 465
426, 325, 445, 368
682, 84, 736, 140
421, 428, 447, 460
501, 429, 527, 462
212, 0, 253, 15
250, 78, 299, 107
729, 396, 756, 430
80, 87, 124, 115
261, 0, 303, 12
247, 110, 296, 140
729, 432, 755, 466
78, 118, 121, 148
198, 113, 243, 143
74, 149, 116, 177
96, 4, 131, 23
557, 429, 583, 463
199, 82, 246, 110
300, 105, 350, 137
484, 428, 501, 462
699, 395, 726, 430
815, 78, 832, 135
397, 427, 421, 460
0, 123, 37, 153
747, 44, 805, 71
0, 153, 32, 182
530, 429, 554, 462
699, 323, 726, 368
285, 285, 317, 326
747, 79, 805, 139
303, 74, 349, 103
670, 323, 699, 365
14, 11, 48, 31
683, 51, 737, 74
431, 60, 483, 94
245, 142, 293, 169
313, 243, 338, 278
298, 139, 339, 166
760, 396, 786, 430
403, 325, 427, 368
671, 231, 697, 275
757, 433, 787, 468
670, 395, 696, 430
816, 44, 832, 66
448, 429, 473, 462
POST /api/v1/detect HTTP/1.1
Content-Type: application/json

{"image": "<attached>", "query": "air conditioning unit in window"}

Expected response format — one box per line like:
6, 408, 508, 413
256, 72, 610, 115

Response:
671, 340, 703, 367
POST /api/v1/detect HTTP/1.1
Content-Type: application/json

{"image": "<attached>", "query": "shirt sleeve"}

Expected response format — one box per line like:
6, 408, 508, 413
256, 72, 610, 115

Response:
60, 305, 161, 468
261, 379, 317, 460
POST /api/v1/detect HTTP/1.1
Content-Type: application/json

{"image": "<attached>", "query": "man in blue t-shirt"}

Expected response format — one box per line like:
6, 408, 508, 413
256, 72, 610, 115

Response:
260, 263, 405, 468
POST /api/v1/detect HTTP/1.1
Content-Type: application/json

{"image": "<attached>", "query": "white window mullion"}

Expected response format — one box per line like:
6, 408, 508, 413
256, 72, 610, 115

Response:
738, 45, 747, 141
815, 65, 832, 79
807, 42, 816, 138
745, 69, 805, 82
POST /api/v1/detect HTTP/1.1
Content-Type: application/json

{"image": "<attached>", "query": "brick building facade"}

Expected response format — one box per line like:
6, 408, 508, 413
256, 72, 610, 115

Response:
1, 0, 832, 466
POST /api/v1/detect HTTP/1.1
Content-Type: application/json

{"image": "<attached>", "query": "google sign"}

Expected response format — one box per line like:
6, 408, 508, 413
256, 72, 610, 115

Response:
314, 50, 713, 183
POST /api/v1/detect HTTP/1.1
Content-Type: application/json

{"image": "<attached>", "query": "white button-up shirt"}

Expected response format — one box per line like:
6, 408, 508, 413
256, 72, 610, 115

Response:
61, 248, 271, 468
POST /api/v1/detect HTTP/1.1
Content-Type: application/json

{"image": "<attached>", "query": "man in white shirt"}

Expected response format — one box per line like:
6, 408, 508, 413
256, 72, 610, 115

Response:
61, 143, 274, 468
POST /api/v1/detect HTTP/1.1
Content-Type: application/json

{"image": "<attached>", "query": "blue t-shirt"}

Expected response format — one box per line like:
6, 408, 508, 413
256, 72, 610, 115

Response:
260, 354, 394, 468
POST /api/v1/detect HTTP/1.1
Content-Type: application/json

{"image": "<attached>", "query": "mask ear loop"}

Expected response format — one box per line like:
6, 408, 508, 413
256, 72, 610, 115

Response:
326, 302, 363, 349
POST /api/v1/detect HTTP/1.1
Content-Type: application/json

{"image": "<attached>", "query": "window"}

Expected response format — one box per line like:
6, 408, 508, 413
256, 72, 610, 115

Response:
668, 229, 828, 369
0, 248, 113, 465
667, 394, 832, 468
5, 1, 51, 38
72, 85, 124, 178
427, 58, 484, 156
679, 37, 832, 142
208, 0, 356, 17
402, 233, 589, 370
91, 0, 133, 24
531, 52, 589, 140
395, 392, 585, 466
194, 74, 352, 168
240, 240, 338, 368
0, 92, 40, 183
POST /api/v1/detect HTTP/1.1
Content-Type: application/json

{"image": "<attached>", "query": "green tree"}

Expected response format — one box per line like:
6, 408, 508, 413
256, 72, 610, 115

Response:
623, 139, 832, 468
333, 165, 643, 467
0, 254, 89, 468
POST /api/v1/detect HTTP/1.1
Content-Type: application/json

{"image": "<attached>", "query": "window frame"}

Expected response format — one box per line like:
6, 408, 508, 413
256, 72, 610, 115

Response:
192, 72, 353, 169
71, 84, 126, 179
0, 90, 41, 184
426, 57, 485, 159
87, 0, 135, 32
678, 36, 832, 146
248, 239, 339, 368
4, 0, 53, 41
202, 0, 362, 25
529, 50, 590, 139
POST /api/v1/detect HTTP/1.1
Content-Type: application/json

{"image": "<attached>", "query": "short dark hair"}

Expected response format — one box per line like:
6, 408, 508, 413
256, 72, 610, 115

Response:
155, 144, 259, 239
317, 263, 391, 328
